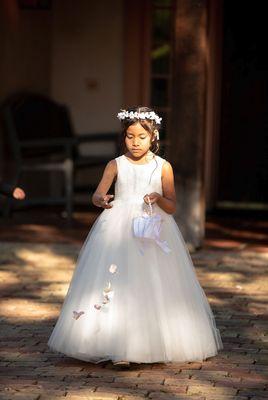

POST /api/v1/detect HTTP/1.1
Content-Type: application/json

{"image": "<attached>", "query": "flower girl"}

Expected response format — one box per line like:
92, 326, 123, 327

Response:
47, 106, 223, 366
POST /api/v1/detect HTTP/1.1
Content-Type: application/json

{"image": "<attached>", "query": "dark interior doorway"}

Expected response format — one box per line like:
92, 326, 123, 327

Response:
216, 0, 268, 210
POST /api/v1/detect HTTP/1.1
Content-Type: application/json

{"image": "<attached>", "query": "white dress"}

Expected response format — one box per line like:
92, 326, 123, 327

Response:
47, 154, 223, 364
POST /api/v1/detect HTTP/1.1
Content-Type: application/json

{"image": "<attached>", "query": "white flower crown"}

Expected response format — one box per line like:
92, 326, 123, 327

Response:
117, 110, 162, 125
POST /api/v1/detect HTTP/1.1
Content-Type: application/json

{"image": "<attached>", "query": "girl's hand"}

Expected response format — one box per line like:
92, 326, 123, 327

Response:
95, 194, 114, 208
13, 187, 26, 200
143, 192, 161, 205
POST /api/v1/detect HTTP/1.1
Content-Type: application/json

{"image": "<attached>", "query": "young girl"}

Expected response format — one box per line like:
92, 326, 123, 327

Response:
47, 106, 223, 366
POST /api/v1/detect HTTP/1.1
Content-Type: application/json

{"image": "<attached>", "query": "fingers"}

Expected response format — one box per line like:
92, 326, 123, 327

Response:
148, 198, 157, 204
101, 201, 113, 208
143, 194, 158, 205
102, 194, 114, 208
103, 203, 113, 208
103, 194, 114, 201
143, 194, 149, 203
143, 194, 154, 203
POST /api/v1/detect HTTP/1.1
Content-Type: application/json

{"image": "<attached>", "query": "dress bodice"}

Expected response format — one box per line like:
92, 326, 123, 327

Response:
113, 154, 166, 204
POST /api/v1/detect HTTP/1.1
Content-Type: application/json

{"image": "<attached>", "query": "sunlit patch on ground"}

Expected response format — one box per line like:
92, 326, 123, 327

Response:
0, 298, 61, 321
0, 241, 267, 399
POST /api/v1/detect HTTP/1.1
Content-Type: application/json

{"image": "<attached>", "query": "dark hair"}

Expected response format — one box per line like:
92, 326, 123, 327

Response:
118, 106, 161, 155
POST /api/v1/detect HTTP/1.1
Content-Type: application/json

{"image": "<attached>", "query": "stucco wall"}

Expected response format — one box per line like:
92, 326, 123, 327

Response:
50, 0, 123, 138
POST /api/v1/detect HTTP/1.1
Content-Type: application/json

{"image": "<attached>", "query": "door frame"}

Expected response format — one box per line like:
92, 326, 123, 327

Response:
123, 0, 151, 107
204, 0, 223, 211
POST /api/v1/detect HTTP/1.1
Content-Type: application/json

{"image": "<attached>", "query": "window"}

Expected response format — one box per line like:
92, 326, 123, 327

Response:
150, 0, 175, 146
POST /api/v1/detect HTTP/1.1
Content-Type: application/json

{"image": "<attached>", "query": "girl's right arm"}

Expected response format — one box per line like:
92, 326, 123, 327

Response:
91, 160, 117, 209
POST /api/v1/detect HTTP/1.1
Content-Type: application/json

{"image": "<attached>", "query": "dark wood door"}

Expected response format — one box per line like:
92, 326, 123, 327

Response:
216, 0, 268, 210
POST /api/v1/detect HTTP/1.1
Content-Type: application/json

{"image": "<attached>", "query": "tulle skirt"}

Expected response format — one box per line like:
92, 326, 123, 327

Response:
47, 199, 223, 364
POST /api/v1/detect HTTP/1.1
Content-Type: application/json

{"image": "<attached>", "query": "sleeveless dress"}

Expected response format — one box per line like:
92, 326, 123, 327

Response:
47, 154, 223, 364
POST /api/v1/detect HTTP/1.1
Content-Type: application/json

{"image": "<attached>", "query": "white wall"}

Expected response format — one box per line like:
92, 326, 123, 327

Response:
49, 0, 124, 193
51, 0, 123, 140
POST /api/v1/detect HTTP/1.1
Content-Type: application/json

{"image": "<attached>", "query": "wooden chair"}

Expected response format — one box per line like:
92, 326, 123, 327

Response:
1, 92, 121, 219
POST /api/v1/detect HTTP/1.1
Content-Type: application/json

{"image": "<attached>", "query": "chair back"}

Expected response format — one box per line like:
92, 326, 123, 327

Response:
1, 92, 74, 159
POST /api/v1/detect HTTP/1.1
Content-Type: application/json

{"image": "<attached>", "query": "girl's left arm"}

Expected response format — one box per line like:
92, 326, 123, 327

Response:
144, 161, 177, 214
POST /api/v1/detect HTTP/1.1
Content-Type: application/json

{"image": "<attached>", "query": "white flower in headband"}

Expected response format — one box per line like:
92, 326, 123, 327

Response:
117, 109, 162, 126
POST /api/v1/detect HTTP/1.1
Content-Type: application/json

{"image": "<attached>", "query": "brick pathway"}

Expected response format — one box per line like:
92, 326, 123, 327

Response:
0, 233, 268, 398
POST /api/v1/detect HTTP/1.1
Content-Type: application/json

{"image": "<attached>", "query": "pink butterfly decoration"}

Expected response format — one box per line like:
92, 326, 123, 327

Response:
72, 310, 85, 320
94, 264, 118, 311
103, 281, 112, 293
102, 296, 109, 304
109, 264, 117, 274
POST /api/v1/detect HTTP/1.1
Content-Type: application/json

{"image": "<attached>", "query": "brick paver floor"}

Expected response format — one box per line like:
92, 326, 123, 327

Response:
0, 211, 267, 400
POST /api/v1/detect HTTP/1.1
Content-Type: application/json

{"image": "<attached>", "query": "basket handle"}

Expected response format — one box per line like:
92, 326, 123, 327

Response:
146, 195, 153, 216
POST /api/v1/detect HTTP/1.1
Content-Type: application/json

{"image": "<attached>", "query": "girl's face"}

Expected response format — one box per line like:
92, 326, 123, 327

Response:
125, 122, 152, 158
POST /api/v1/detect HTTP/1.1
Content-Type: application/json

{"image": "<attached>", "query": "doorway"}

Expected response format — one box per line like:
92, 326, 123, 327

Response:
216, 0, 268, 210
